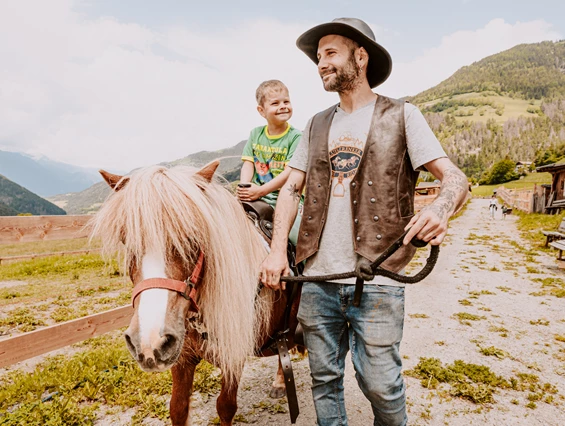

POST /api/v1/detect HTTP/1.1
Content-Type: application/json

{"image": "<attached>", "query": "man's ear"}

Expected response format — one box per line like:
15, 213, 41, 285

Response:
99, 170, 129, 191
195, 160, 220, 183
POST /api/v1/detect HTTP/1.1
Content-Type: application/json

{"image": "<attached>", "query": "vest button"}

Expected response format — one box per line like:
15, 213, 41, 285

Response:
354, 218, 359, 224
356, 236, 361, 242
317, 184, 321, 188
368, 181, 373, 186
373, 215, 379, 222
313, 199, 317, 204
376, 234, 382, 240
351, 182, 356, 188
370, 198, 376, 203
304, 232, 309, 237
308, 216, 312, 220
353, 200, 357, 205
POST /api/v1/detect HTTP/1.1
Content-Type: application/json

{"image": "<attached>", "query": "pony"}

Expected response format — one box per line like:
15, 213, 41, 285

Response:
90, 161, 301, 426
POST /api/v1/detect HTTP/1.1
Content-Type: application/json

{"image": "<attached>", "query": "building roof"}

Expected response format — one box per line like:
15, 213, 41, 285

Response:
536, 158, 565, 173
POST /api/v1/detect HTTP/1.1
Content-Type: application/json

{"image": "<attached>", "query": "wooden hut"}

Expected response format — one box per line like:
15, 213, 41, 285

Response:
536, 159, 565, 213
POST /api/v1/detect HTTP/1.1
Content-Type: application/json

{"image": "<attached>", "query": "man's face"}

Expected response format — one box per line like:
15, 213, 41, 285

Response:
317, 35, 360, 93
257, 88, 293, 126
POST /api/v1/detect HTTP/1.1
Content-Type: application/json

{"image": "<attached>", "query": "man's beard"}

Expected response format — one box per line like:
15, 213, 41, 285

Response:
320, 54, 360, 93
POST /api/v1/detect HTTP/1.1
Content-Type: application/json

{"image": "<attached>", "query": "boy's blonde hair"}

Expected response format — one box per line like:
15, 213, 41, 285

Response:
255, 80, 288, 106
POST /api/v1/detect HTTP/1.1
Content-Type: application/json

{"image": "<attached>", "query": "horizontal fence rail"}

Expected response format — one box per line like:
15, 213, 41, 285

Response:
0, 306, 133, 368
0, 215, 91, 245
0, 248, 102, 265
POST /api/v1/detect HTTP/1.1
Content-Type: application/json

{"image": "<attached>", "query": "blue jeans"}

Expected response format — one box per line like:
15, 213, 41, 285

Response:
297, 282, 407, 426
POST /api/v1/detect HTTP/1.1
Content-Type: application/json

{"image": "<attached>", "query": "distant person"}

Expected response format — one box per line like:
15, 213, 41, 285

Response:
237, 80, 302, 244
489, 195, 497, 219
501, 204, 508, 219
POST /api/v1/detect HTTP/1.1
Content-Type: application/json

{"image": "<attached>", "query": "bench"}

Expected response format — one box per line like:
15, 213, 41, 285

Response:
550, 240, 565, 260
542, 218, 565, 247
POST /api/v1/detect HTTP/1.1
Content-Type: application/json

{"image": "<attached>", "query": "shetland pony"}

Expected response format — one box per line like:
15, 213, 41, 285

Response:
90, 161, 300, 426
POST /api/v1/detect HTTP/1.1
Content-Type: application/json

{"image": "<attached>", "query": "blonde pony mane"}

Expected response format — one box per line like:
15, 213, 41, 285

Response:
89, 165, 272, 379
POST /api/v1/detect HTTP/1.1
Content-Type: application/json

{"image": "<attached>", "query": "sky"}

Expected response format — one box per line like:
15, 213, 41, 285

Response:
0, 0, 564, 172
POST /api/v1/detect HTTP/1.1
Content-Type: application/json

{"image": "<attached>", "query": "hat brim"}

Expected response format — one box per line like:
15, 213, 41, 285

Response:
296, 22, 392, 89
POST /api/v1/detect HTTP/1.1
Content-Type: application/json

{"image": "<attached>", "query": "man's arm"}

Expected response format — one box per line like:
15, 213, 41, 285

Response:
403, 157, 468, 245
259, 167, 306, 290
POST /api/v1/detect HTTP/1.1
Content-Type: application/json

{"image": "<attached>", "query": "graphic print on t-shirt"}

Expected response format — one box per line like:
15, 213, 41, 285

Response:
254, 155, 274, 183
329, 133, 364, 197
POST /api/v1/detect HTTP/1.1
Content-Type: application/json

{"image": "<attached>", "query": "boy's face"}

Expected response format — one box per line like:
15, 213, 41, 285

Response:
257, 88, 293, 127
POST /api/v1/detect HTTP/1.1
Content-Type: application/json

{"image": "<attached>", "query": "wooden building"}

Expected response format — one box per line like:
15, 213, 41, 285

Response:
536, 159, 565, 213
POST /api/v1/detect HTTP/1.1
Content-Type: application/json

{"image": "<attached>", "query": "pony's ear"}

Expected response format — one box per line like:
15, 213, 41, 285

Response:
195, 160, 220, 183
99, 170, 129, 191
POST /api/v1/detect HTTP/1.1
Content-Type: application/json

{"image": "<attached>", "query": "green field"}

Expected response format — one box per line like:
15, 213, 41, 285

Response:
471, 173, 551, 197
418, 91, 543, 124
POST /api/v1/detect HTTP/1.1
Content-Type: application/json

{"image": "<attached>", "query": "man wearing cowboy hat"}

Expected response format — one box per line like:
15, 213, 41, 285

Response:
260, 18, 468, 425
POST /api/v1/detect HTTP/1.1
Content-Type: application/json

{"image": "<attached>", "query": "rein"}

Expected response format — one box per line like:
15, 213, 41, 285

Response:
281, 229, 440, 305
131, 251, 205, 311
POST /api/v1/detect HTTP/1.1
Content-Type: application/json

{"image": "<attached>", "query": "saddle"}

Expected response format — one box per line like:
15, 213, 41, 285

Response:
241, 200, 303, 276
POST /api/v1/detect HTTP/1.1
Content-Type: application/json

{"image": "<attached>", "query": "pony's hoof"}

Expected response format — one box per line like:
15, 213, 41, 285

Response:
269, 386, 286, 399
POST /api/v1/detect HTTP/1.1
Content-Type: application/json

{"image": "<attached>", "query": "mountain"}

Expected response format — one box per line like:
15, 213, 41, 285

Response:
0, 150, 101, 197
0, 201, 19, 216
0, 174, 67, 216
409, 40, 565, 180
49, 141, 247, 214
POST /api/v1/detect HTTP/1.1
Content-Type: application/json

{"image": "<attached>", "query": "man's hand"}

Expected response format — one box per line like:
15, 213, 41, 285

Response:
259, 251, 290, 291
403, 203, 449, 246
237, 183, 264, 201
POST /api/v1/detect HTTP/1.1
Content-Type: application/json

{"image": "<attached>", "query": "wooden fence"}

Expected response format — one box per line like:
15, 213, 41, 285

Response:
496, 184, 545, 213
0, 215, 91, 244
0, 215, 131, 368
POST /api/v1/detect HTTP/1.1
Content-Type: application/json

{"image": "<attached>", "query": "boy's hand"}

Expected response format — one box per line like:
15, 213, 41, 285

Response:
237, 183, 264, 201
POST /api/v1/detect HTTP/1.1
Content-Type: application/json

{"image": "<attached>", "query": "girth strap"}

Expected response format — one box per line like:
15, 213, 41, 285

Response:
131, 251, 205, 312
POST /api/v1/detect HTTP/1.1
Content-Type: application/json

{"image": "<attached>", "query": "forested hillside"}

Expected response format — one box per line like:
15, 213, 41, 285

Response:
0, 174, 66, 216
411, 41, 565, 180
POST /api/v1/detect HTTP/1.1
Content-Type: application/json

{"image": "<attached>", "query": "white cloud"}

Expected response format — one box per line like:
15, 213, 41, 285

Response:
380, 18, 562, 97
0, 3, 561, 171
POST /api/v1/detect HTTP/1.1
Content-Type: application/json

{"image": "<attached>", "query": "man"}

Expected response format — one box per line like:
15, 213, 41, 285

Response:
260, 18, 468, 426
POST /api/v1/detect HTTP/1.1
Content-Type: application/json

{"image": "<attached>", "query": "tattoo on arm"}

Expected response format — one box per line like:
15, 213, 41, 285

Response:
287, 183, 301, 202
425, 166, 468, 219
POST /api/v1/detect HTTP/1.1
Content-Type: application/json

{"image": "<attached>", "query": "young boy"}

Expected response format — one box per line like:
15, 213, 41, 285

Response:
237, 80, 302, 244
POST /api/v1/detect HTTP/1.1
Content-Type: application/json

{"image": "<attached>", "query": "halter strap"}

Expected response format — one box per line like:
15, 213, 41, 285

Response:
131, 251, 205, 312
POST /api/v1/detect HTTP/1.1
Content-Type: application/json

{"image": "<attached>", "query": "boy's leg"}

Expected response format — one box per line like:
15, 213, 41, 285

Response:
346, 284, 407, 426
297, 282, 350, 426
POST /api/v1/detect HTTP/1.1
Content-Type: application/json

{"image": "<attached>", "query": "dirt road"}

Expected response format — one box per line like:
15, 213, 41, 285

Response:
179, 198, 565, 426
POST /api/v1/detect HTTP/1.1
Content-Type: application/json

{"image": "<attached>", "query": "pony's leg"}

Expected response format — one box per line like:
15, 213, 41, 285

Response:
216, 375, 240, 426
170, 357, 200, 426
270, 357, 286, 399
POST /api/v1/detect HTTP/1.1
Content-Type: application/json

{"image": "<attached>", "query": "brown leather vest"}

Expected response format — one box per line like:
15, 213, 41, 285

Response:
296, 95, 420, 272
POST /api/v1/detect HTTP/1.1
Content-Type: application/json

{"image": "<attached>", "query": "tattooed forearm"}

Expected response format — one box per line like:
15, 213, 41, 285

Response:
287, 183, 301, 202
425, 166, 468, 219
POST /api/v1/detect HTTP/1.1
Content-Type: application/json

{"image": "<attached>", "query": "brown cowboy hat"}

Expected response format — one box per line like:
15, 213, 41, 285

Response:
296, 17, 392, 88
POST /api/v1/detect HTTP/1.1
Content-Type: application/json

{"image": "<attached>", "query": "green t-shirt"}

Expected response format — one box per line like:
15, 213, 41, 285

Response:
241, 123, 302, 206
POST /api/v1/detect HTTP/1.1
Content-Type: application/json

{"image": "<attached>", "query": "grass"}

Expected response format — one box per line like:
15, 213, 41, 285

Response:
453, 312, 486, 326
531, 277, 565, 298
516, 210, 565, 249
0, 334, 221, 425
405, 357, 560, 406
471, 173, 551, 197
479, 346, 508, 359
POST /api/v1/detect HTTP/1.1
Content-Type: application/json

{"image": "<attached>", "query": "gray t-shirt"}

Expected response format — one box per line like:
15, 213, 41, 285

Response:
289, 99, 446, 286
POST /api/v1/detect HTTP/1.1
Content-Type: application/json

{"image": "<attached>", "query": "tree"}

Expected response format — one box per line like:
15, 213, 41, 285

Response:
479, 159, 519, 185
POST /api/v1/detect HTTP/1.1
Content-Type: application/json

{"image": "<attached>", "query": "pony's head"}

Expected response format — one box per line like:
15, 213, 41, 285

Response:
90, 162, 270, 378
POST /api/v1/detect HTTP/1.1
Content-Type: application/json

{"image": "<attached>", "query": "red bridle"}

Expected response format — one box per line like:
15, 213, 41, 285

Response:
131, 251, 205, 312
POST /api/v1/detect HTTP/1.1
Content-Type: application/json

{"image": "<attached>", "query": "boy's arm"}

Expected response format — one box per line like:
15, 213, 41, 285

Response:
238, 164, 292, 201
239, 160, 254, 183
260, 168, 306, 290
